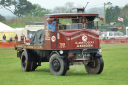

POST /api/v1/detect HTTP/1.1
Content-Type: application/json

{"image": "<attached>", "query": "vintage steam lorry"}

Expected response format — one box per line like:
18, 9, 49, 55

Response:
14, 13, 104, 76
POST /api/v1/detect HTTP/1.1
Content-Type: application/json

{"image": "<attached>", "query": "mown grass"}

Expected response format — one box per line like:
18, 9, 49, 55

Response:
0, 43, 128, 85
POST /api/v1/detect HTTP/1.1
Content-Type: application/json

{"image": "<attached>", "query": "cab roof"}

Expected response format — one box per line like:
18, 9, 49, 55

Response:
45, 13, 99, 18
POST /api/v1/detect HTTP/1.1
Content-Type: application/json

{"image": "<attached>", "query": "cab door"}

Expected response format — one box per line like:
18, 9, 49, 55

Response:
51, 32, 57, 49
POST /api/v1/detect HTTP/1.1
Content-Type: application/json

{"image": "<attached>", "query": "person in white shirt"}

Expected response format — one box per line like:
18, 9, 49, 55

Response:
29, 33, 33, 40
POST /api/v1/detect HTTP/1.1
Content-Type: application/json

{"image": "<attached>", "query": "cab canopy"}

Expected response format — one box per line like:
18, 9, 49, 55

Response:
44, 13, 99, 30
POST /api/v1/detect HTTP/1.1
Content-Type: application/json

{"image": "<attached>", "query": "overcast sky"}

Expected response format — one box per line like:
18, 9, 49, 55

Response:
0, 0, 128, 16
27, 0, 128, 9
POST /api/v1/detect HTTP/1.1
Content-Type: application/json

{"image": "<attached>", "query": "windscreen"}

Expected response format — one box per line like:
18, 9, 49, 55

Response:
58, 18, 82, 30
58, 17, 97, 30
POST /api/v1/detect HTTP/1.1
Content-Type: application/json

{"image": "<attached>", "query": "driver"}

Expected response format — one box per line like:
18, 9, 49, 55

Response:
47, 18, 56, 32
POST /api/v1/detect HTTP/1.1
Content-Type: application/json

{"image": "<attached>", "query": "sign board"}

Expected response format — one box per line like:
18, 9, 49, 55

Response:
110, 22, 114, 25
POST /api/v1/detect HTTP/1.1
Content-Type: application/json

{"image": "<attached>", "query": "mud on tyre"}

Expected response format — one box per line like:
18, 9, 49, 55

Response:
49, 54, 68, 76
85, 57, 104, 74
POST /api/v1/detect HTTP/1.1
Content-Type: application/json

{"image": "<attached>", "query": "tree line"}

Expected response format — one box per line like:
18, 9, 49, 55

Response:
0, 0, 51, 17
0, 1, 75, 27
0, 0, 128, 27
0, 0, 51, 27
105, 4, 128, 26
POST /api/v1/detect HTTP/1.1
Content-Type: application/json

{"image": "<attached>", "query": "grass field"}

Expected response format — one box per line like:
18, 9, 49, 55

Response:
0, 43, 128, 85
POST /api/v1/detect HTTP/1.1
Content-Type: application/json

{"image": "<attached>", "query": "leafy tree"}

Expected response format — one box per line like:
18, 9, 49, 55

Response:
123, 15, 128, 26
105, 6, 121, 24
120, 4, 128, 17
0, 0, 35, 17
65, 2, 74, 13
120, 4, 128, 26
31, 4, 51, 17
106, 7, 111, 24
52, 2, 74, 13
53, 6, 67, 13
0, 14, 6, 21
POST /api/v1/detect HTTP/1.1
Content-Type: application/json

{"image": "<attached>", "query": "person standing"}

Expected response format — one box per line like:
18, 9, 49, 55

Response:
3, 34, 6, 42
23, 35, 26, 41
15, 34, 18, 41
23, 35, 26, 43
29, 33, 32, 40
10, 37, 13, 42
21, 34, 23, 41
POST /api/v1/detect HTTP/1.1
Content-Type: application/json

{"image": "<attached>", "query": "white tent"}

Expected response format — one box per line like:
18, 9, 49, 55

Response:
0, 22, 15, 32
0, 22, 15, 41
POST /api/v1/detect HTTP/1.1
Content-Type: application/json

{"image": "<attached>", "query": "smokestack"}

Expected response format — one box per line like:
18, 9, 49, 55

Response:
72, 2, 89, 13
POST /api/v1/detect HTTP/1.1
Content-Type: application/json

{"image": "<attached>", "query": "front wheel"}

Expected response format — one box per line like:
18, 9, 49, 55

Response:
49, 54, 68, 76
85, 57, 104, 74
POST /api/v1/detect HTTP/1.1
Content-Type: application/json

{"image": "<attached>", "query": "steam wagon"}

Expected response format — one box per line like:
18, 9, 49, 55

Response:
14, 13, 104, 76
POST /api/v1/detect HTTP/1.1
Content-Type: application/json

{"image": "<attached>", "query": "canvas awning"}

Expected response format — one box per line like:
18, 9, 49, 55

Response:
0, 22, 15, 32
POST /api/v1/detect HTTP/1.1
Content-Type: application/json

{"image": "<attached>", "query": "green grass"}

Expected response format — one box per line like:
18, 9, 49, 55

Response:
0, 43, 128, 85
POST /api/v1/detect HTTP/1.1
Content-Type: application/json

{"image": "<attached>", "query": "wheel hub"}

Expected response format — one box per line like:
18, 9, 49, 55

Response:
52, 59, 60, 72
90, 59, 98, 68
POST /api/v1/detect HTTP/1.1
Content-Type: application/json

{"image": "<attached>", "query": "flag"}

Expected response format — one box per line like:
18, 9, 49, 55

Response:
98, 17, 103, 21
118, 17, 123, 22
114, 21, 116, 24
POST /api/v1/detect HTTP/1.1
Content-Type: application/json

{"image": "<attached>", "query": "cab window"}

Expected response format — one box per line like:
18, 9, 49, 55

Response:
58, 18, 83, 30
58, 17, 97, 30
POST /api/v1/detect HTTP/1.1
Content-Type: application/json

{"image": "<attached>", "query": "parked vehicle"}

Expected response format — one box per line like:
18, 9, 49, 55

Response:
14, 13, 104, 76
100, 31, 126, 40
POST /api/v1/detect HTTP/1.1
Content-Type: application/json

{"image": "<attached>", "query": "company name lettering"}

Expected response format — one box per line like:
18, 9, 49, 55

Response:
67, 33, 99, 40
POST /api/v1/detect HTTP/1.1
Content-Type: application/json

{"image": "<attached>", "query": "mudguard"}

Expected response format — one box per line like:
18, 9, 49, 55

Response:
95, 52, 102, 57
50, 51, 65, 58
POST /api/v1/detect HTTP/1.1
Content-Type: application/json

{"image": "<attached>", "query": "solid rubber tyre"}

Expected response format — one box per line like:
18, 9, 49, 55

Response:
49, 54, 68, 76
21, 51, 32, 71
85, 57, 104, 74
31, 61, 38, 71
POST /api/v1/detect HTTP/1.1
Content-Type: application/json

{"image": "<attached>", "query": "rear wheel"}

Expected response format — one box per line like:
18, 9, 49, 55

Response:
49, 54, 68, 76
31, 61, 38, 71
21, 51, 31, 71
21, 51, 38, 71
85, 57, 104, 74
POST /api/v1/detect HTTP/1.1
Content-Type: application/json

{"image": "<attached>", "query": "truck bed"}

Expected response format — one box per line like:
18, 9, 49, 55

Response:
14, 41, 45, 50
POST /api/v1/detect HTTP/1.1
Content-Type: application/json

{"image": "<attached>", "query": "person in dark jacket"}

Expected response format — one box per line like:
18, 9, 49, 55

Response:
21, 34, 23, 41
3, 34, 6, 40
10, 37, 13, 42
3, 34, 6, 42
15, 34, 18, 41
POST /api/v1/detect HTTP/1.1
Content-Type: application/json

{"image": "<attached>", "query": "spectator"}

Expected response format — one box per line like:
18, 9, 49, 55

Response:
29, 33, 33, 40
3, 34, 6, 42
10, 37, 13, 42
21, 34, 23, 41
15, 34, 18, 41
23, 35, 26, 41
